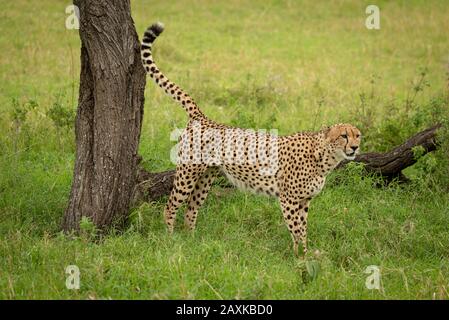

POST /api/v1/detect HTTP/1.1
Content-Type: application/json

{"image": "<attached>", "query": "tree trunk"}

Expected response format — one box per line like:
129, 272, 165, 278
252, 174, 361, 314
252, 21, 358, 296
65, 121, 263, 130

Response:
133, 124, 442, 202
62, 0, 146, 232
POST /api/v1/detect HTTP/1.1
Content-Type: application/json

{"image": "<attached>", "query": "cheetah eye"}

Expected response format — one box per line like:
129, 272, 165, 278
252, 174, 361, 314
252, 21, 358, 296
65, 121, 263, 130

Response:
340, 134, 347, 139
356, 134, 361, 138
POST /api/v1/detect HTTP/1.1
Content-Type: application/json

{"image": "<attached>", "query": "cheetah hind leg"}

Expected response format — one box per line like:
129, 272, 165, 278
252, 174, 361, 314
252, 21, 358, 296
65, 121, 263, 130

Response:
164, 164, 207, 233
184, 167, 218, 231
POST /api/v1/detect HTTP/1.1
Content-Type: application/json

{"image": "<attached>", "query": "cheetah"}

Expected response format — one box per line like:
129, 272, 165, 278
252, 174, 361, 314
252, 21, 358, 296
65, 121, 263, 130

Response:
141, 23, 362, 256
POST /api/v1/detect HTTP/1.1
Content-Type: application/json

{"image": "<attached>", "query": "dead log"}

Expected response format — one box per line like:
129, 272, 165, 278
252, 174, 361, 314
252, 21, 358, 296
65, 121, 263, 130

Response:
133, 124, 442, 202
133, 167, 176, 203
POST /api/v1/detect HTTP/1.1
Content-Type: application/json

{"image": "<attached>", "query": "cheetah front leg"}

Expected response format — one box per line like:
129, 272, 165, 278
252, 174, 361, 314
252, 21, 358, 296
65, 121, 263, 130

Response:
184, 167, 218, 230
295, 199, 310, 256
164, 164, 207, 233
279, 194, 310, 257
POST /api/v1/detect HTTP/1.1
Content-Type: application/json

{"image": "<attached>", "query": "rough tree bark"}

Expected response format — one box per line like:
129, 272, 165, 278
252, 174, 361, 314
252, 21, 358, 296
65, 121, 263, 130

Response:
133, 124, 442, 202
62, 0, 146, 232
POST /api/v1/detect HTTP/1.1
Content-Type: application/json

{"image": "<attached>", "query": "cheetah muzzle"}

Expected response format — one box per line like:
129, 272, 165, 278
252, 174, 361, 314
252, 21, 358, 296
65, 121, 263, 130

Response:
141, 22, 362, 257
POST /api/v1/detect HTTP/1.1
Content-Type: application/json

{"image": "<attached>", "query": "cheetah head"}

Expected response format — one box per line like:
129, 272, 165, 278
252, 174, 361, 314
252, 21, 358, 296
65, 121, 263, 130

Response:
324, 124, 362, 161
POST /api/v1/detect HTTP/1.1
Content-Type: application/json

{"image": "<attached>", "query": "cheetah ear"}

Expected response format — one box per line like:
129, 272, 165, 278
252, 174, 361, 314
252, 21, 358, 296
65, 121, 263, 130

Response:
321, 125, 330, 137
321, 125, 331, 138
324, 126, 340, 142
314, 127, 329, 161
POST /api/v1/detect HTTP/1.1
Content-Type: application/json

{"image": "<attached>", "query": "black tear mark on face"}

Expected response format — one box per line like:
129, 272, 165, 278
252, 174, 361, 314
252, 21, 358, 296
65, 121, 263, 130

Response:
343, 131, 348, 150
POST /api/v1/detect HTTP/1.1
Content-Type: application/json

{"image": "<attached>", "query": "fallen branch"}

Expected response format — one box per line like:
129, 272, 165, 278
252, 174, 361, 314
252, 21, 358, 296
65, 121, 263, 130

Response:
134, 124, 442, 202
133, 168, 176, 203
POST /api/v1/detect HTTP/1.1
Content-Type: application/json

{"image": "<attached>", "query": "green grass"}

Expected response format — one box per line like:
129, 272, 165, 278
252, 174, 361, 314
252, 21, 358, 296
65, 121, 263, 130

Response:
1, 0, 449, 299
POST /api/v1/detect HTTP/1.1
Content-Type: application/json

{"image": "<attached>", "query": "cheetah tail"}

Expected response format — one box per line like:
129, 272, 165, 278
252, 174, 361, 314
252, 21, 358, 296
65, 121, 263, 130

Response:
141, 22, 204, 119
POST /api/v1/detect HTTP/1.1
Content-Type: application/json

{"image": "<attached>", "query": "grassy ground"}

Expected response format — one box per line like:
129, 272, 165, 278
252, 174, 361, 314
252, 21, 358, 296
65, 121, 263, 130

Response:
1, 0, 449, 299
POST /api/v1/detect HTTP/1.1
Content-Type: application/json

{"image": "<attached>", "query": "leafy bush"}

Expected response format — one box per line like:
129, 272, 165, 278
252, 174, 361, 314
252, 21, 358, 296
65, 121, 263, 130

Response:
350, 70, 449, 189
46, 94, 76, 130
10, 98, 38, 129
